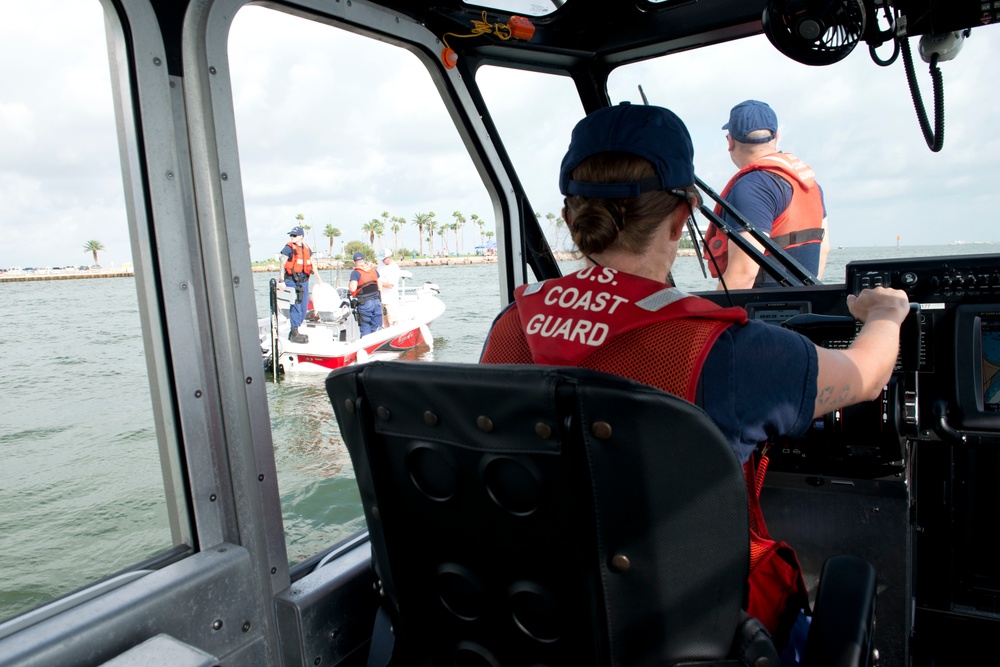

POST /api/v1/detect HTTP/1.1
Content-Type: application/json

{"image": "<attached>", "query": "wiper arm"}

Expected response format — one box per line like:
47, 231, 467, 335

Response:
695, 176, 818, 287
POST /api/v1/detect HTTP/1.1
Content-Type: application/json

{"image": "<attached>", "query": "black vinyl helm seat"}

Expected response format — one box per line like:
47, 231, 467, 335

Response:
326, 361, 875, 666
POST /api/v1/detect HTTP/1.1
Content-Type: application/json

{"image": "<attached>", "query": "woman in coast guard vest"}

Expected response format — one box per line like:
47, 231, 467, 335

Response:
479, 102, 911, 649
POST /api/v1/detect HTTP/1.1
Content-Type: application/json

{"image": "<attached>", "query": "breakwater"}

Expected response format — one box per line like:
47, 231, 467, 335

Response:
0, 269, 134, 283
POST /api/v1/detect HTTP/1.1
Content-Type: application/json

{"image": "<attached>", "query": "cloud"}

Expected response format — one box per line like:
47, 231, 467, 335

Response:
2, 3, 999, 268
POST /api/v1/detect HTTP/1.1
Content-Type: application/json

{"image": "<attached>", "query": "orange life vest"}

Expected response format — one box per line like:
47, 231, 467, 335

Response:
702, 152, 825, 278
351, 264, 380, 298
283, 242, 313, 279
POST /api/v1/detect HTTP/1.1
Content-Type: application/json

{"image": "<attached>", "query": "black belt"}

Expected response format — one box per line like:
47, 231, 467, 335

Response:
356, 295, 380, 305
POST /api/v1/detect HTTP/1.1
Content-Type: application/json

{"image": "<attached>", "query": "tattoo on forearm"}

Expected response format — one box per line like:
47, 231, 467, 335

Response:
817, 386, 835, 407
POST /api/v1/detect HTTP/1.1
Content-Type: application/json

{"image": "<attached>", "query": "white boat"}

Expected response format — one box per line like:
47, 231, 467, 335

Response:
259, 270, 445, 374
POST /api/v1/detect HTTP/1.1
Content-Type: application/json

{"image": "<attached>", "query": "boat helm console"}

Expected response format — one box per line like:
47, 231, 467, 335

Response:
701, 253, 1000, 477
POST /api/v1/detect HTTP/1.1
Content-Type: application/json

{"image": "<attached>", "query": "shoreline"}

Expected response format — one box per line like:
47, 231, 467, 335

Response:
0, 269, 135, 283
0, 250, 704, 282
251, 249, 699, 272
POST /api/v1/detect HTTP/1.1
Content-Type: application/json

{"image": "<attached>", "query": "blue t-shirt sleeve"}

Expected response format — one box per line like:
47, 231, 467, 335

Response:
723, 170, 791, 236
699, 320, 818, 464
280, 246, 293, 260
349, 270, 361, 282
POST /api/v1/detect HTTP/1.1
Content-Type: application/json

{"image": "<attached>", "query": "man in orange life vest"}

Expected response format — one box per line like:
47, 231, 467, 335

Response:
348, 251, 383, 337
702, 100, 830, 289
480, 102, 909, 647
280, 225, 313, 344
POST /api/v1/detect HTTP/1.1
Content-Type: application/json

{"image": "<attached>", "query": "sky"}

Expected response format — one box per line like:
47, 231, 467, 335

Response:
2, 1, 1000, 269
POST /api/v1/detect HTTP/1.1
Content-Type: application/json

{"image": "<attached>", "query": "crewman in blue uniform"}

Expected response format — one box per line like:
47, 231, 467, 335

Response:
348, 251, 383, 337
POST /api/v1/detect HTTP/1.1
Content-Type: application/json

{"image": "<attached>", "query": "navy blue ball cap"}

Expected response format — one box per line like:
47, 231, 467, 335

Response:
353, 252, 366, 261
559, 102, 695, 199
288, 225, 305, 236
722, 100, 777, 144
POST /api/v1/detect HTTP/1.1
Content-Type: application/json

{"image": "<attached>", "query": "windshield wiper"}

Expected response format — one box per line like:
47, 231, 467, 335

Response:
695, 176, 819, 287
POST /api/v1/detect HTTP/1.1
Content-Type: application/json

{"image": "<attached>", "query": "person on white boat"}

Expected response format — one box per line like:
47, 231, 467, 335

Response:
349, 251, 383, 337
378, 248, 401, 327
280, 225, 313, 343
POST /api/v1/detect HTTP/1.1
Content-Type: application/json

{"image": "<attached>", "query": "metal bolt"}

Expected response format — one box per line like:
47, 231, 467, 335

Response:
234, 276, 241, 285
371, 506, 380, 520
246, 376, 252, 384
423, 411, 438, 426
535, 422, 552, 439
209, 66, 217, 75
212, 619, 223, 631
344, 399, 355, 413
209, 494, 217, 502
592, 421, 613, 440
166, 171, 174, 180
258, 474, 265, 481
221, 172, 228, 181
242, 621, 251, 633
477, 415, 494, 432
313, 657, 322, 665
610, 554, 630, 572
153, 57, 162, 66
180, 282, 188, 290
377, 406, 390, 421
270, 567, 277, 574
194, 390, 202, 398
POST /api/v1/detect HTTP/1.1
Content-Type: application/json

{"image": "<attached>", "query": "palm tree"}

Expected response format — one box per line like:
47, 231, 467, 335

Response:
323, 224, 341, 257
391, 216, 404, 254
362, 219, 380, 247
373, 219, 385, 250
426, 212, 438, 255
450, 222, 460, 255
411, 212, 430, 256
83, 240, 105, 266
471, 213, 483, 245
452, 211, 466, 256
437, 225, 449, 255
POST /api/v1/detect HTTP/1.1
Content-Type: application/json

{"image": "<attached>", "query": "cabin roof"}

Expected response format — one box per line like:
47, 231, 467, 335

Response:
147, 0, 767, 77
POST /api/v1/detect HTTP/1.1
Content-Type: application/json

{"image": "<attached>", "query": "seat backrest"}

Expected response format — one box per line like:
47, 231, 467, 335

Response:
326, 361, 751, 666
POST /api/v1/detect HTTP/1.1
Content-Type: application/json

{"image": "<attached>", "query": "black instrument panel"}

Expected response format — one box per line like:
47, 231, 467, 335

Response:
699, 253, 1000, 477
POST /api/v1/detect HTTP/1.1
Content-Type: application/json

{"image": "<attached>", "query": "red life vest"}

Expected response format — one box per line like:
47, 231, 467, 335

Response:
284, 242, 313, 279
480, 267, 747, 400
481, 267, 808, 644
702, 152, 825, 278
351, 265, 380, 298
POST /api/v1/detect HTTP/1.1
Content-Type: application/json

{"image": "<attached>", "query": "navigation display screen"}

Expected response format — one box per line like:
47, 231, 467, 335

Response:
746, 302, 809, 324
982, 315, 1000, 413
